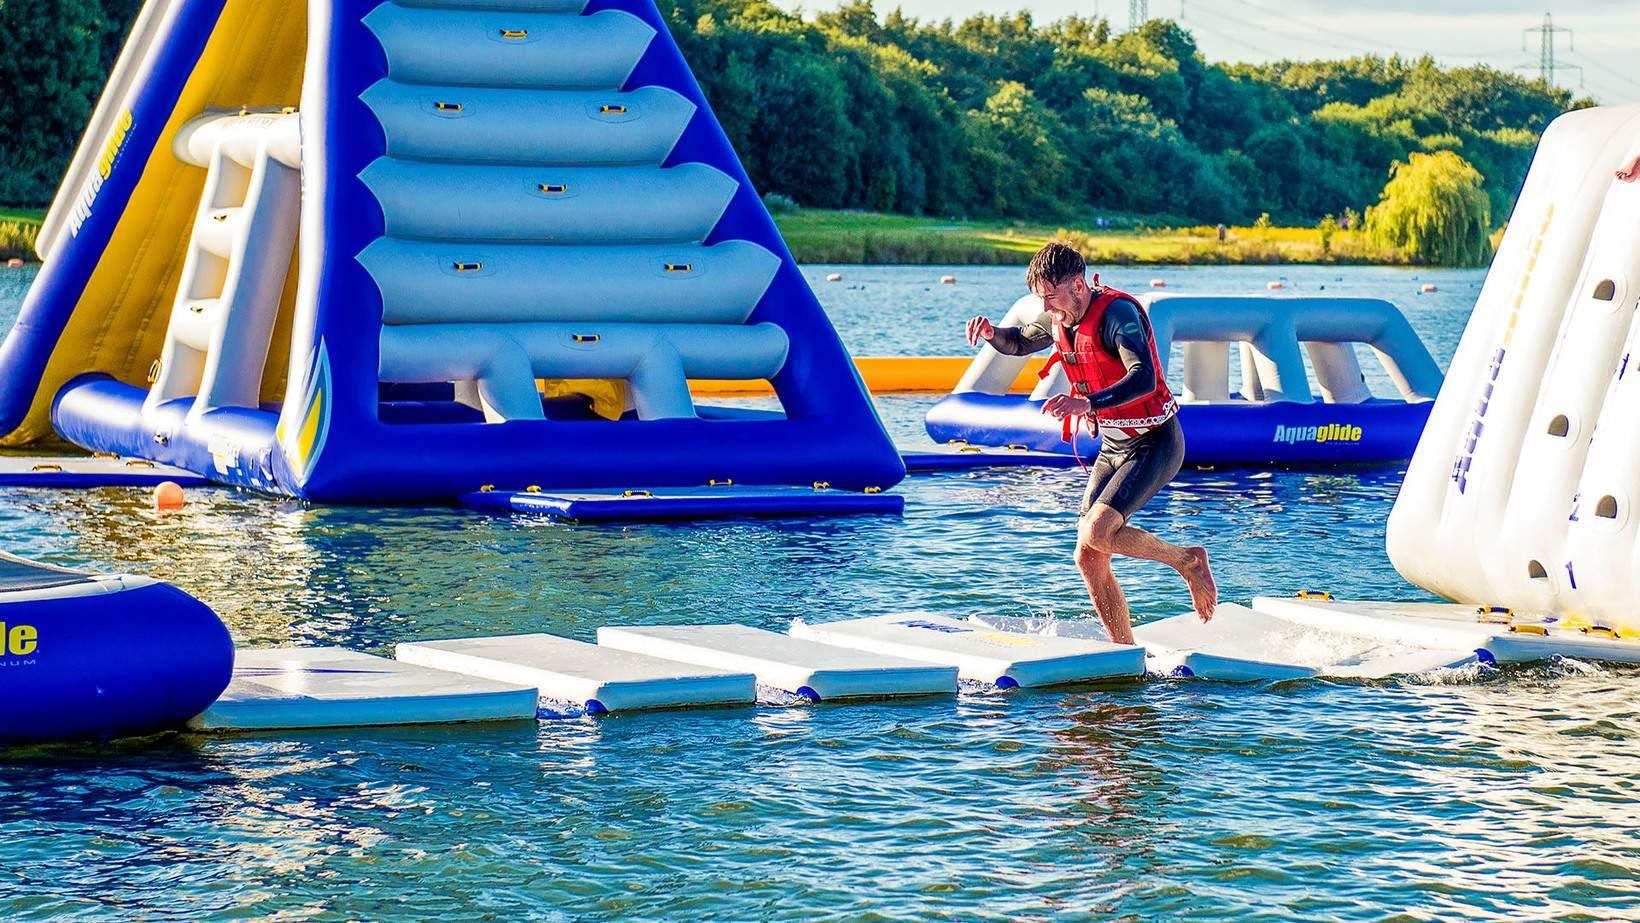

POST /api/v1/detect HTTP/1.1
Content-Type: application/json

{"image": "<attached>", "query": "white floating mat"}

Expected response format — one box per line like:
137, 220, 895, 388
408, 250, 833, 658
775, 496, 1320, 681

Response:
0, 455, 208, 487
789, 612, 1144, 687
395, 633, 755, 713
1251, 596, 1640, 665
1131, 603, 1477, 680
189, 648, 540, 730
596, 624, 957, 701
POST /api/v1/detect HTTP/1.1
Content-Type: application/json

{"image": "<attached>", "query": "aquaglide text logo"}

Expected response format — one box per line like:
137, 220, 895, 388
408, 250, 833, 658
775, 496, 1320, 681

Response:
1273, 423, 1363, 445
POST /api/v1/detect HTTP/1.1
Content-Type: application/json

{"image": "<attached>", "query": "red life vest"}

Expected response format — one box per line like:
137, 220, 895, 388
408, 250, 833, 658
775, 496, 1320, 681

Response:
1042, 285, 1177, 440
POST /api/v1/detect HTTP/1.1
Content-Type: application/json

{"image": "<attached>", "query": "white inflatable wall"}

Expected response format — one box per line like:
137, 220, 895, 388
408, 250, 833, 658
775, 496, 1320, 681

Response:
1387, 102, 1640, 628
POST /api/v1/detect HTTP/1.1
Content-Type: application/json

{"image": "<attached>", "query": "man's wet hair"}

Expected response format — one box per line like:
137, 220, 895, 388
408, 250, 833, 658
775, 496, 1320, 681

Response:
1026, 241, 1086, 290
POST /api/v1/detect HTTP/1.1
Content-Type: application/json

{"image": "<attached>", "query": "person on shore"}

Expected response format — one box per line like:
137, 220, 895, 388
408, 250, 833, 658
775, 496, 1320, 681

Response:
964, 242, 1216, 644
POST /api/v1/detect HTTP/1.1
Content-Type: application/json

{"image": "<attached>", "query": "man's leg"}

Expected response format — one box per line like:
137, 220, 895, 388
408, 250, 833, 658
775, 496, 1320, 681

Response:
1081, 502, 1216, 623
1075, 512, 1135, 644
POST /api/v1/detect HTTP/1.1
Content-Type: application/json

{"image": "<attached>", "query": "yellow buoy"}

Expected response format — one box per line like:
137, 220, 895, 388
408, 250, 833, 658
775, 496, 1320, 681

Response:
153, 480, 185, 511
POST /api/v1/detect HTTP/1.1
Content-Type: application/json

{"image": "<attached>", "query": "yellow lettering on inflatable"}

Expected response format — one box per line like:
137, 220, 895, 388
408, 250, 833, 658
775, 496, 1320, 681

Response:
2, 623, 38, 656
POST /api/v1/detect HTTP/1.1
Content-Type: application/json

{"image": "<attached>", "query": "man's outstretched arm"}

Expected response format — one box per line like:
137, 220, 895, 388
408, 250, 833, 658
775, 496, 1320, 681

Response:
967, 312, 1056, 355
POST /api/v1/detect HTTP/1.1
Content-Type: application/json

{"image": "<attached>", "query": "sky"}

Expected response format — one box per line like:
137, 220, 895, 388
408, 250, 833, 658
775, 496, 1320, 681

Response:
787, 0, 1640, 106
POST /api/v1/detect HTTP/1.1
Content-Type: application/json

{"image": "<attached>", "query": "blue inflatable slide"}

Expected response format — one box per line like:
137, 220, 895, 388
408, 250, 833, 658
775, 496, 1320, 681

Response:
0, 0, 905, 507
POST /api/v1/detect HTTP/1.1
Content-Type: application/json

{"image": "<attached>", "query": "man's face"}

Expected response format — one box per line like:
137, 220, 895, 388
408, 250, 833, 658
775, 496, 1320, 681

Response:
1031, 275, 1089, 326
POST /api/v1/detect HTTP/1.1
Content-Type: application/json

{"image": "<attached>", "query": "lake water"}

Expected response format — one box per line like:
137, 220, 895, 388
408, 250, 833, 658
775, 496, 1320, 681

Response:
3, 262, 1638, 922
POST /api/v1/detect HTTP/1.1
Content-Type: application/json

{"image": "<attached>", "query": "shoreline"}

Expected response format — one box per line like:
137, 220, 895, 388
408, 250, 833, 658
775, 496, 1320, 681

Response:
0, 206, 1497, 268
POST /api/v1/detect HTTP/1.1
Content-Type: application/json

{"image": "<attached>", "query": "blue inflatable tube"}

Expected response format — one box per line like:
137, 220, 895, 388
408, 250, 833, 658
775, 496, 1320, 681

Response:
926, 393, 1435, 466
0, 552, 232, 743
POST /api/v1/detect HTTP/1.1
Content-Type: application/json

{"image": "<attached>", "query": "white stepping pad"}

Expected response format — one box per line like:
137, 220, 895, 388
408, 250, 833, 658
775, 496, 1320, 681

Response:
1251, 596, 1640, 665
1131, 603, 1477, 680
189, 648, 540, 730
596, 624, 957, 701
789, 612, 1144, 687
395, 633, 754, 713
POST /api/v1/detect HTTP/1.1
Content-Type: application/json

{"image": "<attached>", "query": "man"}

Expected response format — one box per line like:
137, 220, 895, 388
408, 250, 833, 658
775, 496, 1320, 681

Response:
966, 241, 1215, 644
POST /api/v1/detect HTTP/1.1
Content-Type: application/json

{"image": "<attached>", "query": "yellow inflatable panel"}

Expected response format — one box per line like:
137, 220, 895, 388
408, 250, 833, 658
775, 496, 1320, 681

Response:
5, 0, 306, 444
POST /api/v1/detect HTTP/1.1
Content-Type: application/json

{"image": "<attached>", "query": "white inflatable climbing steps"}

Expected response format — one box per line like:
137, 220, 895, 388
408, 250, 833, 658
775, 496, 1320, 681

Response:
1388, 101, 1640, 631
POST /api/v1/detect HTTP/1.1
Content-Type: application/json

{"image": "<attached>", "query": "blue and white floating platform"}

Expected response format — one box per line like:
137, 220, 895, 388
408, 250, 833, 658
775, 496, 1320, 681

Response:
0, 455, 208, 488
596, 624, 958, 701
459, 484, 903, 521
396, 633, 756, 714
897, 441, 1080, 472
189, 647, 540, 730
1131, 603, 1479, 680
976, 608, 1479, 680
789, 613, 1144, 687
1249, 596, 1640, 666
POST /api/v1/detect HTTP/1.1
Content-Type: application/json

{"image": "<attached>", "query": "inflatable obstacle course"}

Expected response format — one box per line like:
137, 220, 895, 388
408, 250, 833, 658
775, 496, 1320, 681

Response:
927, 294, 1444, 466
596, 624, 959, 701
2, 0, 903, 504
190, 647, 540, 730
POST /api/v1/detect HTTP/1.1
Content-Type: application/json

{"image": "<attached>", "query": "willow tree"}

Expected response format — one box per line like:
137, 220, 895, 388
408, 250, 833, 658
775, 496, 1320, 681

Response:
1366, 150, 1493, 266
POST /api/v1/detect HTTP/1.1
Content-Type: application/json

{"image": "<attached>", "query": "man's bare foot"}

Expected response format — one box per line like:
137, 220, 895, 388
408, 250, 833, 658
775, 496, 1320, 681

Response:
1181, 546, 1217, 622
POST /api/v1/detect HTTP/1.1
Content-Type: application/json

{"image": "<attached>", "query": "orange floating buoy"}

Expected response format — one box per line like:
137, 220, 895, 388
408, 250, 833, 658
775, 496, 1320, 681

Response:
940, 275, 956, 284
5, 258, 22, 268
826, 273, 842, 282
1420, 283, 1438, 293
1149, 279, 1166, 287
153, 480, 185, 511
1267, 281, 1284, 290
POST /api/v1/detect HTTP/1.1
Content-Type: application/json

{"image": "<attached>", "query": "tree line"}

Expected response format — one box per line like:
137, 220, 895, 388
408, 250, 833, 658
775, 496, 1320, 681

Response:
671, 0, 1581, 231
2, 0, 1585, 234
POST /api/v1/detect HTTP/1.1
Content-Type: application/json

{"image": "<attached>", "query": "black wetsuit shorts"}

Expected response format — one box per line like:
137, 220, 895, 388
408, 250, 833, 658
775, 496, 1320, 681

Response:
1080, 415, 1185, 521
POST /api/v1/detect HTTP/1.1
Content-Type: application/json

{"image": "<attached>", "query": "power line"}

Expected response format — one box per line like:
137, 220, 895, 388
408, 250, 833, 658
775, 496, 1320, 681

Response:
1208, 0, 1522, 64
1184, 1, 1371, 59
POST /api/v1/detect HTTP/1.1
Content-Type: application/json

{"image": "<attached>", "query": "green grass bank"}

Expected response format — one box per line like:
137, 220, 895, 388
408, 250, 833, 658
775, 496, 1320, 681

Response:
771, 207, 1423, 266
0, 208, 44, 262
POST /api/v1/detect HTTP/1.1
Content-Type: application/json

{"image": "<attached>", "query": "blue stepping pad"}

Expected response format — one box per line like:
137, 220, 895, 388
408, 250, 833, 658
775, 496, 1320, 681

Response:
460, 484, 903, 521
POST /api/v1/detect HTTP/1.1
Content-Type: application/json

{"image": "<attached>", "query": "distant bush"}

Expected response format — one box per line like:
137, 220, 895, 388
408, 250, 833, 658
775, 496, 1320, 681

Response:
762, 191, 798, 213
0, 221, 38, 262
1366, 150, 1492, 266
